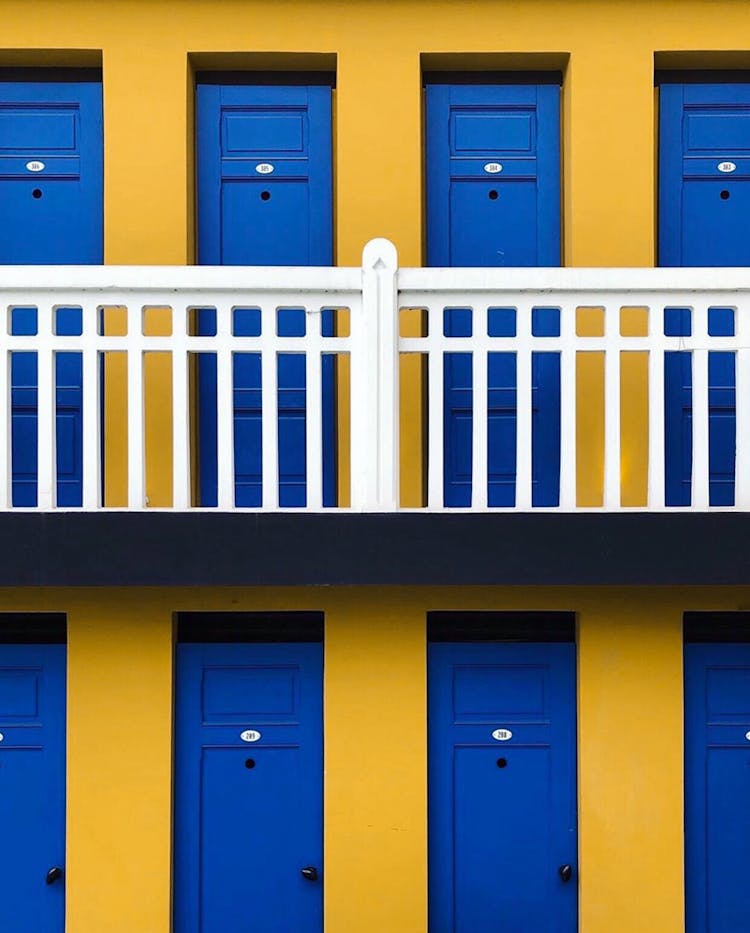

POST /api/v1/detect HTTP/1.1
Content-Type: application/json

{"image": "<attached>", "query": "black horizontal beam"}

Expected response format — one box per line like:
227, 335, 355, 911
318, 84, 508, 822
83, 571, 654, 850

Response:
0, 512, 749, 587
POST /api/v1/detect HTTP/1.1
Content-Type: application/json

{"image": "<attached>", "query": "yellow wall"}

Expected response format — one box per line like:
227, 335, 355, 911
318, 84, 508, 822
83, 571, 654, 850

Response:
4, 584, 750, 931
4, 0, 748, 505
3, 1, 750, 929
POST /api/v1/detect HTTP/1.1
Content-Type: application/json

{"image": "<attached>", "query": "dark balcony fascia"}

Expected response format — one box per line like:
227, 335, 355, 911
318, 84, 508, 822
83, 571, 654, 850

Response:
0, 511, 749, 587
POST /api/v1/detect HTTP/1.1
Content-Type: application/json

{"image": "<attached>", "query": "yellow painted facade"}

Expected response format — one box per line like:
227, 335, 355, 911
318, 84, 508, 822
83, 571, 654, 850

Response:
6, 584, 750, 931
2, 0, 750, 930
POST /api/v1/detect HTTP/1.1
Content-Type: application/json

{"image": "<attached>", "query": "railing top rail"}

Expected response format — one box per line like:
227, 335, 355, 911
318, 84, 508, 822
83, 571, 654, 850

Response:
399, 265, 750, 294
0, 264, 363, 294
3, 254, 750, 296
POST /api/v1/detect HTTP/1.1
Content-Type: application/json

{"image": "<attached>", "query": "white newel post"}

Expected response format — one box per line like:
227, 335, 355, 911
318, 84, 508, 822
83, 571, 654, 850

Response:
351, 239, 400, 511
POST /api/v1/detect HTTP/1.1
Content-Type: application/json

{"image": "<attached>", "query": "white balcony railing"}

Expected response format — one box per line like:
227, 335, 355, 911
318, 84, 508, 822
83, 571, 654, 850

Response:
2, 237, 750, 512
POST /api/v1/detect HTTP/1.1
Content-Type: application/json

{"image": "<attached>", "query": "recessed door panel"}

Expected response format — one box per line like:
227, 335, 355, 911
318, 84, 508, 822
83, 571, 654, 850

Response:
426, 83, 561, 507
196, 82, 335, 507
685, 643, 750, 931
429, 642, 577, 932
659, 83, 750, 505
174, 642, 323, 933
0, 644, 66, 932
0, 80, 102, 507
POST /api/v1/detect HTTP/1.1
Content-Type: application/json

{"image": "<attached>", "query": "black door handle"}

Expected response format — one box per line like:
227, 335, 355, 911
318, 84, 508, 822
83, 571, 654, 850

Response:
46, 867, 63, 885
300, 866, 319, 882
558, 864, 573, 883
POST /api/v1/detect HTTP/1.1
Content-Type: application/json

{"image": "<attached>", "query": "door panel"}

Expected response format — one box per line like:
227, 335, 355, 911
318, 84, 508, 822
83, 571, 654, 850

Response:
659, 83, 750, 505
196, 83, 335, 507
174, 642, 323, 933
429, 642, 577, 932
0, 79, 102, 507
426, 83, 561, 506
0, 644, 66, 932
685, 644, 750, 931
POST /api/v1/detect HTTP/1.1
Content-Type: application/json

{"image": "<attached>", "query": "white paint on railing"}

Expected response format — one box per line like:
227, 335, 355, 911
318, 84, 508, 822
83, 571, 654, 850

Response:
603, 299, 622, 509
0, 344, 8, 511
558, 301, 577, 509
352, 239, 399, 512
36, 308, 55, 510
646, 304, 666, 510
736, 304, 750, 509
692, 304, 710, 510
171, 309, 190, 511
471, 309, 488, 510
216, 303, 236, 510
81, 301, 101, 510
1, 248, 750, 513
126, 302, 145, 510
515, 302, 533, 510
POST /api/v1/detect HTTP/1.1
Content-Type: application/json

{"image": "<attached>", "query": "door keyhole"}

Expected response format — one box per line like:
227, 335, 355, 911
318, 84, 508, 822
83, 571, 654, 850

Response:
32, 189, 42, 199
720, 189, 730, 200
245, 758, 256, 769
496, 757, 508, 768
260, 190, 271, 201
488, 189, 499, 200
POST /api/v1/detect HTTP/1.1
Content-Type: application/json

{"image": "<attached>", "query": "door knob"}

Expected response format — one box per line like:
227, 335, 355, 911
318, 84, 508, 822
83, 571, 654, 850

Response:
558, 864, 573, 883
300, 866, 319, 881
46, 866, 63, 885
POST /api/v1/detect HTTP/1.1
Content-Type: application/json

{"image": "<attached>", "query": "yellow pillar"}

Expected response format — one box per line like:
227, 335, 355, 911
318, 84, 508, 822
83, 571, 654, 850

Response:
578, 597, 684, 932
325, 596, 427, 932
66, 598, 174, 932
337, 47, 425, 505
103, 46, 189, 505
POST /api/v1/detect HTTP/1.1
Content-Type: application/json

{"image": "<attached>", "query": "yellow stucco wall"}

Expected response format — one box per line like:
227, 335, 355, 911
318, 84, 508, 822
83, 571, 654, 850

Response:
2, 1, 750, 930
2, 585, 749, 931
3, 0, 743, 506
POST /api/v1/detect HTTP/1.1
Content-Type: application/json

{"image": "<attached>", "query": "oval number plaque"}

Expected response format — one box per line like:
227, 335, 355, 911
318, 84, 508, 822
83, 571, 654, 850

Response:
255, 163, 275, 175
484, 162, 503, 174
26, 161, 45, 173
492, 728, 513, 742
0, 732, 4, 742
240, 729, 261, 743
718, 161, 737, 174
745, 731, 750, 741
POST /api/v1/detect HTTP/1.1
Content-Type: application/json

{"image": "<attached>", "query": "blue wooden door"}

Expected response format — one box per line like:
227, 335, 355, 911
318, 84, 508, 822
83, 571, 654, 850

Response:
426, 83, 561, 506
174, 642, 323, 933
429, 642, 577, 932
0, 77, 103, 506
659, 83, 750, 505
0, 644, 66, 932
685, 643, 750, 931
196, 82, 335, 507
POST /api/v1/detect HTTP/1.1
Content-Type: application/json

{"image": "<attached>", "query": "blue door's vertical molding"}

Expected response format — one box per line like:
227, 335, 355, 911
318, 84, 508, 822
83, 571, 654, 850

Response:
196, 80, 335, 508
428, 641, 577, 932
657, 83, 683, 269
425, 84, 452, 267
535, 84, 562, 265
174, 642, 324, 933
0, 644, 66, 932
425, 81, 561, 507
0, 78, 103, 507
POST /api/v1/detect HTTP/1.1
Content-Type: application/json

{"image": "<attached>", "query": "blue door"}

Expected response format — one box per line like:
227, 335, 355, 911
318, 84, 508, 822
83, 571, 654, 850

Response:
196, 81, 335, 507
0, 77, 103, 506
0, 644, 66, 932
659, 83, 749, 505
174, 642, 323, 932
685, 643, 750, 931
425, 83, 561, 506
429, 642, 577, 932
